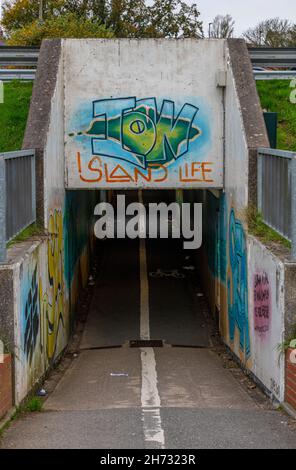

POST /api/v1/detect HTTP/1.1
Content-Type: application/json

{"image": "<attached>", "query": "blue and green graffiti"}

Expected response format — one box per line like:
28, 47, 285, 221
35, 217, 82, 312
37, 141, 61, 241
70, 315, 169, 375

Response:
79, 97, 200, 169
227, 209, 250, 358
23, 265, 39, 364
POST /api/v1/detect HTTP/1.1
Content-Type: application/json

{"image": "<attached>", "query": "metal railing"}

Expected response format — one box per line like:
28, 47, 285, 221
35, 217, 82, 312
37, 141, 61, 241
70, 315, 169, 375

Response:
254, 70, 296, 80
0, 46, 39, 67
0, 46, 38, 82
0, 150, 36, 263
249, 47, 296, 67
0, 45, 295, 81
257, 148, 296, 258
0, 69, 36, 81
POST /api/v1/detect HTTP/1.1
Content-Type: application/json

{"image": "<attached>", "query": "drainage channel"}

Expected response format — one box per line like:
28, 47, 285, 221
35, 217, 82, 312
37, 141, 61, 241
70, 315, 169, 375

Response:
79, 340, 210, 352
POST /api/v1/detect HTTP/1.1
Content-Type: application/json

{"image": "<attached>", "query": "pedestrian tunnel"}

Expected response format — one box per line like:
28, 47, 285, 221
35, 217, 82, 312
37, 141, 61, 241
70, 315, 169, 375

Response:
13, 37, 269, 404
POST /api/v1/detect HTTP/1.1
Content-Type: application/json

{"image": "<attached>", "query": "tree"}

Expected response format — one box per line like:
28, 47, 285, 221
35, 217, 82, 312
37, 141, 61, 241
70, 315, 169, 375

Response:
243, 18, 293, 47
1, 0, 67, 32
210, 14, 235, 39
1, 0, 203, 43
146, 0, 202, 39
7, 12, 114, 45
288, 24, 296, 47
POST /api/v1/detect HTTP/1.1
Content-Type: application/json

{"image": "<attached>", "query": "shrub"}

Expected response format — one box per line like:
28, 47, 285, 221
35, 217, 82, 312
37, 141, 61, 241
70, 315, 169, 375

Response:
7, 13, 114, 46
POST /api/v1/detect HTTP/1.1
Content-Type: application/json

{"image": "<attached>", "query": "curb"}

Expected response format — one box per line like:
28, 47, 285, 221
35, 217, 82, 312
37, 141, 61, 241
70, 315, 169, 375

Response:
0, 406, 17, 433
282, 402, 296, 420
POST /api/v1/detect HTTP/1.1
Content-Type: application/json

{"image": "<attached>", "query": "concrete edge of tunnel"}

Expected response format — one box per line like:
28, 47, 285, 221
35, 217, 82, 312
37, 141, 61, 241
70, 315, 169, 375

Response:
22, 39, 62, 225
227, 39, 270, 209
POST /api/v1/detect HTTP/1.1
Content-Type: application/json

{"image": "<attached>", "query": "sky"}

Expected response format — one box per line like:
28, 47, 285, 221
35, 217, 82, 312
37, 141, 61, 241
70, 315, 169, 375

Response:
0, 0, 296, 36
193, 0, 296, 36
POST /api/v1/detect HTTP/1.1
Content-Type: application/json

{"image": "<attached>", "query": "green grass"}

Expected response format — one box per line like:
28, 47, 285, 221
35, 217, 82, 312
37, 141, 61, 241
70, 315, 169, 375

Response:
0, 80, 33, 152
7, 222, 44, 248
256, 80, 296, 152
247, 206, 291, 249
25, 397, 43, 412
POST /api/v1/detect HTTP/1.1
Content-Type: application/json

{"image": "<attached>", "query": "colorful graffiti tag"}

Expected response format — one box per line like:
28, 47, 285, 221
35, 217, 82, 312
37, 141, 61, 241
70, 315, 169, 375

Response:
39, 209, 65, 362
72, 97, 200, 169
23, 265, 39, 364
253, 271, 271, 337
227, 209, 250, 357
67, 96, 219, 187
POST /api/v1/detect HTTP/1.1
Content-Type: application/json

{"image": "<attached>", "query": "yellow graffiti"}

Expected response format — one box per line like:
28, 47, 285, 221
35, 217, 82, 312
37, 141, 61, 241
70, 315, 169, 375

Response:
39, 209, 65, 362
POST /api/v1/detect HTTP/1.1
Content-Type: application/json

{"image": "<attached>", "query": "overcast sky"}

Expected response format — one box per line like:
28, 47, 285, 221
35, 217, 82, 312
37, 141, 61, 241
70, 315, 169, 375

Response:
193, 0, 296, 36
1, 0, 296, 36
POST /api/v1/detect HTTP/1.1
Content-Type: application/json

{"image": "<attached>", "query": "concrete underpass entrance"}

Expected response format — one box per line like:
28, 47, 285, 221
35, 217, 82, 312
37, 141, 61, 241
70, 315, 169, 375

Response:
82, 190, 209, 350
5, 188, 295, 450
3, 189, 296, 448
2, 38, 296, 449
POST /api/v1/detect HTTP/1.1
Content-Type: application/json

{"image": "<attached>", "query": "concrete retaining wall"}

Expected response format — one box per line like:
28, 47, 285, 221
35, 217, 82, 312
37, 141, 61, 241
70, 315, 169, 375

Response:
0, 39, 99, 404
247, 236, 285, 401
197, 40, 289, 400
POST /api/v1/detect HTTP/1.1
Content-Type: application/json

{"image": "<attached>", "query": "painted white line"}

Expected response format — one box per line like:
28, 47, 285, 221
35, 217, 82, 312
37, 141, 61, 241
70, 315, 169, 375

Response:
139, 189, 150, 341
138, 189, 165, 449
141, 348, 165, 449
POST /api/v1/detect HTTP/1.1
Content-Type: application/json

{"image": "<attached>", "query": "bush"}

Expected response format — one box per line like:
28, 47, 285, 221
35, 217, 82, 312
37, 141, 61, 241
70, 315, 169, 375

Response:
7, 13, 114, 46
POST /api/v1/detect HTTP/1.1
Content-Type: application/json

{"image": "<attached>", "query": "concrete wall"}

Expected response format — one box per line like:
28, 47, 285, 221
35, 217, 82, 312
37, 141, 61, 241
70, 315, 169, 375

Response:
198, 40, 288, 399
248, 236, 285, 401
0, 39, 99, 404
64, 39, 225, 189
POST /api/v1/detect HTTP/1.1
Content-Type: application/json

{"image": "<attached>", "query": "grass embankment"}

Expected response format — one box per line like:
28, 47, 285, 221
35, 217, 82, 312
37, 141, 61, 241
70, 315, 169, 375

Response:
254, 80, 296, 249
256, 79, 296, 152
0, 80, 33, 152
0, 81, 40, 245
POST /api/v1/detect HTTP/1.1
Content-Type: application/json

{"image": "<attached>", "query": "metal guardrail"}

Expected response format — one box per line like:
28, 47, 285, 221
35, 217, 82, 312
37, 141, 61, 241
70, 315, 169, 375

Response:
257, 148, 296, 258
0, 46, 295, 81
0, 150, 36, 263
0, 69, 36, 81
249, 48, 296, 67
254, 70, 296, 80
0, 46, 39, 67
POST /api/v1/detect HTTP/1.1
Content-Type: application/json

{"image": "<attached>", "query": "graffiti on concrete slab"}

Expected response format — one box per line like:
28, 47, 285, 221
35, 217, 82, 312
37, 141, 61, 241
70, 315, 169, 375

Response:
253, 271, 271, 337
71, 97, 200, 169
227, 209, 250, 357
23, 265, 39, 364
67, 96, 218, 187
39, 209, 65, 362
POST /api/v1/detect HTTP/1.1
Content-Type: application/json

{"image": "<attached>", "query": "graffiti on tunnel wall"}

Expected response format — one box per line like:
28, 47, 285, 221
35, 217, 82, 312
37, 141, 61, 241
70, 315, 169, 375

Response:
39, 209, 65, 362
23, 265, 39, 365
21, 208, 66, 382
67, 96, 219, 188
227, 209, 250, 358
19, 191, 98, 400
86, 98, 200, 169
253, 271, 271, 337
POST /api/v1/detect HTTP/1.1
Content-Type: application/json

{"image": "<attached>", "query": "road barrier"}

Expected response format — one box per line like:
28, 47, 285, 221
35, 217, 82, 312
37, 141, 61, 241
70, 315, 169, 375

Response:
257, 148, 296, 258
0, 150, 36, 263
249, 47, 296, 67
1, 46, 296, 81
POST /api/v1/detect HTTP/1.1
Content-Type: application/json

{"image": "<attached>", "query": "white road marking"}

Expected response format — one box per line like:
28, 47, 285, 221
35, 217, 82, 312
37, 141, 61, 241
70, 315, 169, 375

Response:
141, 348, 165, 449
138, 190, 165, 449
139, 189, 150, 341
